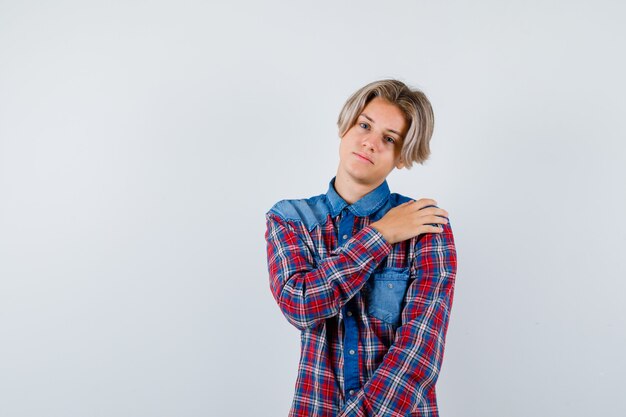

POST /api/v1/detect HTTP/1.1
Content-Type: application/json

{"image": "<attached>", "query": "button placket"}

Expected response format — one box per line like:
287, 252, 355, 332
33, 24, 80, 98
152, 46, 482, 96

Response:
338, 209, 354, 245
340, 210, 360, 398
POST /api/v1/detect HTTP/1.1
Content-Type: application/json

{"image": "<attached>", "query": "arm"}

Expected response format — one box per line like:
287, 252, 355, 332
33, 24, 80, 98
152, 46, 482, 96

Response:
265, 211, 392, 331
338, 220, 458, 417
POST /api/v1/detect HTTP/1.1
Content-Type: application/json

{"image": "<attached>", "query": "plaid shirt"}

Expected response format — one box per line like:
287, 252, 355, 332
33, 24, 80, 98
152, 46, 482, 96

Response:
265, 176, 458, 417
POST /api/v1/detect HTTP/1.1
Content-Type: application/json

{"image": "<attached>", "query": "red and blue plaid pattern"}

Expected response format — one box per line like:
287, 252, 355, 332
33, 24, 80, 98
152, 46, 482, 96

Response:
265, 177, 458, 417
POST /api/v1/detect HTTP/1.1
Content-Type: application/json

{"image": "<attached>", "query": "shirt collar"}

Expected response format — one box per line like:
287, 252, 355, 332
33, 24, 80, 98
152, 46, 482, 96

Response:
325, 176, 390, 217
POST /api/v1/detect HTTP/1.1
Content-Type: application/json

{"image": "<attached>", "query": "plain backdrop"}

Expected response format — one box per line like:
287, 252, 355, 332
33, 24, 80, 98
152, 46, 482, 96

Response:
1, 1, 625, 416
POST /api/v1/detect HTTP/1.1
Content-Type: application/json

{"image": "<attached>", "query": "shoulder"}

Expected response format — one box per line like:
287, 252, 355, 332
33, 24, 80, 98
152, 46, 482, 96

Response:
390, 191, 455, 235
265, 194, 330, 231
389, 192, 413, 207
389, 192, 439, 210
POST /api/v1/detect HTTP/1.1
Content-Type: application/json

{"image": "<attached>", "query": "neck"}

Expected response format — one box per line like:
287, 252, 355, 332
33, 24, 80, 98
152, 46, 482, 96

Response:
334, 169, 382, 205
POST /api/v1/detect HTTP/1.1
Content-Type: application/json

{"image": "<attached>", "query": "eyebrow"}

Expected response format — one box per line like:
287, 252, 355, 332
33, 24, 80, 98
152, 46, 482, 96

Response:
360, 113, 402, 137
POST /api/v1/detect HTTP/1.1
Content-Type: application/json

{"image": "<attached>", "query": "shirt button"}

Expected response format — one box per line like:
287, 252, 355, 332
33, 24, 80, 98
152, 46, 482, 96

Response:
347, 311, 352, 316
342, 234, 348, 240
349, 349, 355, 355
349, 389, 355, 395
388, 283, 394, 289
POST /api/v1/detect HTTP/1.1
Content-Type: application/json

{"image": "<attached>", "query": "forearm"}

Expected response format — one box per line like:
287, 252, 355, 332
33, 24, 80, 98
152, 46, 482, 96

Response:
338, 223, 457, 416
266, 213, 392, 330
338, 296, 452, 417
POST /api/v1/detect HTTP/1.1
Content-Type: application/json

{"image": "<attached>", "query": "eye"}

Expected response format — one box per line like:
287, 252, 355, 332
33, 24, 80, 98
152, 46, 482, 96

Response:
385, 137, 396, 144
359, 122, 369, 129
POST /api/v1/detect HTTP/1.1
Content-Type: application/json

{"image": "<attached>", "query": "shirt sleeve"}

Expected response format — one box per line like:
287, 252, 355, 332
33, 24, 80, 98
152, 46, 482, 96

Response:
337, 220, 458, 417
265, 211, 392, 331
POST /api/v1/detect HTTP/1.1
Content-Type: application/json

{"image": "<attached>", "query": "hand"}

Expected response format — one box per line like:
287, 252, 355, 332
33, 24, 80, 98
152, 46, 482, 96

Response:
370, 198, 449, 244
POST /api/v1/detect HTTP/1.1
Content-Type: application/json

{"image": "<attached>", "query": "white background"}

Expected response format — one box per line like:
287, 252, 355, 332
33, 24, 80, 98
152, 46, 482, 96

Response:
1, 1, 625, 416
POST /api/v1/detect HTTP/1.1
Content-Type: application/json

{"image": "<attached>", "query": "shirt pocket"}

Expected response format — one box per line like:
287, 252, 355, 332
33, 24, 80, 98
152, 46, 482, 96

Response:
364, 267, 410, 327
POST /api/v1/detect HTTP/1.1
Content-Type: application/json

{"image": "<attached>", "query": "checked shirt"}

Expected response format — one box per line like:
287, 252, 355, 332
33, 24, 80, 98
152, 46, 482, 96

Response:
264, 176, 458, 417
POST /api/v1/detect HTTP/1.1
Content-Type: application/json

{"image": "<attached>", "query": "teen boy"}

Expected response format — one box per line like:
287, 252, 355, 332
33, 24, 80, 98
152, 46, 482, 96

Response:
265, 79, 457, 417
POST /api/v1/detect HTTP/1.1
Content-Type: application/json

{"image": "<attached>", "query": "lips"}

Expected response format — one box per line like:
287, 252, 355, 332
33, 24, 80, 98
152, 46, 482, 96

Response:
353, 152, 373, 164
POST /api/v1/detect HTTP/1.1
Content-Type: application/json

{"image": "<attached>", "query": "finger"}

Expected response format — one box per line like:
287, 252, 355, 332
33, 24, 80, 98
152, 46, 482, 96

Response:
415, 207, 445, 218
417, 224, 445, 235
420, 217, 447, 228
418, 208, 449, 220
428, 215, 449, 224
420, 198, 437, 206
433, 211, 449, 220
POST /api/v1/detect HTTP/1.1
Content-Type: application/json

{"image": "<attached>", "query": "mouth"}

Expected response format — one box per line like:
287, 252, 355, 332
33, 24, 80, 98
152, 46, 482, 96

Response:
353, 152, 373, 164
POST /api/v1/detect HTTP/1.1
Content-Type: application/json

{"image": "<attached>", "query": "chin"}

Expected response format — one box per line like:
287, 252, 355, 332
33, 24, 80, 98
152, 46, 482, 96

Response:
347, 169, 377, 182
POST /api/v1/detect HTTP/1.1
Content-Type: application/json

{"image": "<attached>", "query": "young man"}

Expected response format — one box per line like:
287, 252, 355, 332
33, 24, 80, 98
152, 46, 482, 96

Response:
265, 79, 457, 417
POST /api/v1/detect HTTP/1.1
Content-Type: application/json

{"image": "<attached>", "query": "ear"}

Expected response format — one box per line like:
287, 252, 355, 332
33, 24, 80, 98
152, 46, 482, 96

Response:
395, 158, 405, 170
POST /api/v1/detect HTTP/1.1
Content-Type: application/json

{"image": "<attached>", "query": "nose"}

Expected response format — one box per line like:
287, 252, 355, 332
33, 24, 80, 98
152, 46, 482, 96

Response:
362, 135, 376, 152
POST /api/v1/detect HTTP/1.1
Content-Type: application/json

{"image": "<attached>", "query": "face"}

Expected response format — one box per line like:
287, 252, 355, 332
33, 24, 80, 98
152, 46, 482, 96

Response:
338, 96, 408, 186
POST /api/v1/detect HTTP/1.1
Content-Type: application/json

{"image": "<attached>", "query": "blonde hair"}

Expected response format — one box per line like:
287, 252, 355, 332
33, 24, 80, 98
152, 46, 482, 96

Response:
337, 79, 435, 169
